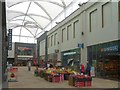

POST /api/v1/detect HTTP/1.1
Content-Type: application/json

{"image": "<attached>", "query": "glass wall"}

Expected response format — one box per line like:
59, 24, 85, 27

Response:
87, 40, 120, 80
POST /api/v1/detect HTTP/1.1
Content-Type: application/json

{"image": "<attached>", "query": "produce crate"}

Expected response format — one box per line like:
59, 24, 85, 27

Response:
74, 82, 85, 87
48, 75, 52, 82
40, 70, 44, 78
73, 75, 92, 87
44, 73, 51, 81
60, 74, 64, 81
68, 75, 76, 86
84, 76, 92, 87
52, 75, 60, 83
85, 81, 92, 86
64, 73, 70, 80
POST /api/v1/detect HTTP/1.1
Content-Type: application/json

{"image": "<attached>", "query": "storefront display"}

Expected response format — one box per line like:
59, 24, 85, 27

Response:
61, 48, 80, 71
87, 40, 119, 80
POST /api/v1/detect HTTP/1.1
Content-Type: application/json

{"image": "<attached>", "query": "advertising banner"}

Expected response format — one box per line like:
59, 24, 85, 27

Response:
8, 68, 18, 82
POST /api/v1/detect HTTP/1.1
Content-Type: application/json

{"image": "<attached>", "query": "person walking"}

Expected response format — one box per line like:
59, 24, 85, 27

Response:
86, 61, 91, 76
28, 61, 31, 71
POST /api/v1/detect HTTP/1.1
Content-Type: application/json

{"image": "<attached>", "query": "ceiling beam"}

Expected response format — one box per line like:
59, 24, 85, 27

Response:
19, 2, 32, 41
7, 10, 51, 21
34, 1, 52, 20
8, 13, 43, 30
13, 35, 34, 38
8, 0, 64, 8
12, 25, 35, 37
61, 0, 66, 8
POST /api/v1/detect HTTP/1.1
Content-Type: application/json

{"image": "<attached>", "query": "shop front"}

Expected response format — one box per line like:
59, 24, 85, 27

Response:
39, 55, 45, 67
61, 48, 80, 71
15, 42, 36, 66
47, 53, 58, 65
17, 57, 33, 66
87, 40, 120, 80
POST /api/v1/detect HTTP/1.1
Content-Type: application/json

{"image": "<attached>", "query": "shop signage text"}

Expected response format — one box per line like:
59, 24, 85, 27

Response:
103, 45, 118, 52
63, 52, 76, 56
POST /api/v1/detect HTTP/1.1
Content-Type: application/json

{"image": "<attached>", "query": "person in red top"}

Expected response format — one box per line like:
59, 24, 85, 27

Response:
80, 64, 85, 74
34, 60, 37, 66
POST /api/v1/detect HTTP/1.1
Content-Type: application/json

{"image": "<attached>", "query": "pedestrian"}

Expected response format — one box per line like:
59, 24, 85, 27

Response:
80, 64, 85, 74
85, 61, 91, 76
28, 61, 31, 71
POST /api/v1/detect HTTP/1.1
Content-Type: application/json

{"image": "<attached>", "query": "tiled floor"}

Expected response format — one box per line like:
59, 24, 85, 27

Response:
8, 67, 119, 88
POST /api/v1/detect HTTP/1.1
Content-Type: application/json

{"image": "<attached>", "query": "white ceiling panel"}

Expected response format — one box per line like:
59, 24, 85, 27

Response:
6, 0, 89, 43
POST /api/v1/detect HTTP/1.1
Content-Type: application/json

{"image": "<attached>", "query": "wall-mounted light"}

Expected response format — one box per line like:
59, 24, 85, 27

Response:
55, 49, 59, 53
78, 3, 82, 7
55, 22, 60, 24
81, 32, 84, 35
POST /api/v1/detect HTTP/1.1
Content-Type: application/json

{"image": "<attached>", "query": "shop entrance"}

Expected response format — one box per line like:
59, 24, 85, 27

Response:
61, 48, 80, 71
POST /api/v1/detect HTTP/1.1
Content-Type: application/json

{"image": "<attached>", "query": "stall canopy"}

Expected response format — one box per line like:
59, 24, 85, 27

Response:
6, 0, 88, 43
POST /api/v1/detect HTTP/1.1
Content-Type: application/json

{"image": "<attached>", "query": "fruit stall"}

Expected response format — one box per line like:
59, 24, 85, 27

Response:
34, 67, 92, 87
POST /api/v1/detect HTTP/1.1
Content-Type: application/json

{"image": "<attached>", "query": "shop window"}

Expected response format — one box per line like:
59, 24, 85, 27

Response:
89, 13, 91, 32
118, 1, 120, 21
54, 33, 57, 45
47, 37, 49, 48
102, 2, 111, 28
89, 9, 97, 32
51, 35, 53, 46
73, 20, 79, 38
67, 24, 71, 40
62, 28, 65, 42
48, 37, 50, 48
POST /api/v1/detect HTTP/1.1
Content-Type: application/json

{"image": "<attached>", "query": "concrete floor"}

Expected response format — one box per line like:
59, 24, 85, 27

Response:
8, 67, 119, 88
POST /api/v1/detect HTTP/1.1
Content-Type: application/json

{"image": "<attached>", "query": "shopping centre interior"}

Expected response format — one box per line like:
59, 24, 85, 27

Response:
0, 0, 120, 89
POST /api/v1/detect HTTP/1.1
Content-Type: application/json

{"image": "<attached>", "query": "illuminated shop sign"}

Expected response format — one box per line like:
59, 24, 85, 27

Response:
18, 57, 32, 60
63, 52, 76, 56
17, 55, 33, 58
17, 47, 33, 55
103, 45, 118, 52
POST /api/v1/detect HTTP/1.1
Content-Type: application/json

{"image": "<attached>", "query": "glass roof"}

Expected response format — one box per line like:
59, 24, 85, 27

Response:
6, 0, 89, 43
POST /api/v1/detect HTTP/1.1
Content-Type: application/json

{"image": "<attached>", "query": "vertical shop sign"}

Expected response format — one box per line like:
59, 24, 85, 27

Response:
8, 29, 12, 50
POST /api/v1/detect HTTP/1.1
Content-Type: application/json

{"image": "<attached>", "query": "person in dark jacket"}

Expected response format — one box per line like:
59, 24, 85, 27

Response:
86, 61, 91, 76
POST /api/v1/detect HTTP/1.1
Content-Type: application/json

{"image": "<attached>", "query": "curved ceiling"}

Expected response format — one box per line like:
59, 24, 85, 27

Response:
6, 0, 89, 43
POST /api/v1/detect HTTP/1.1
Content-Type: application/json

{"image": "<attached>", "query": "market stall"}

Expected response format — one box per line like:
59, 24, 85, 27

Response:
34, 66, 93, 87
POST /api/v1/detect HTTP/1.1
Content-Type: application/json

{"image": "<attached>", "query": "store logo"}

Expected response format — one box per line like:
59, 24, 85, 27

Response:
63, 52, 76, 56
103, 45, 118, 52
